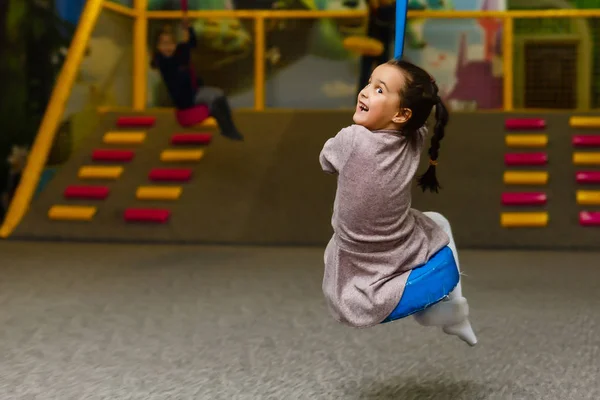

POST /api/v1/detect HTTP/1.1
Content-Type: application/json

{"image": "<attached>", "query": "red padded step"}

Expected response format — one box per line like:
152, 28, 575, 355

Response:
504, 152, 548, 166
501, 192, 547, 206
92, 149, 135, 162
505, 118, 546, 130
171, 133, 213, 145
148, 168, 193, 182
580, 211, 600, 226
576, 171, 600, 184
124, 208, 171, 223
116, 116, 156, 127
572, 135, 600, 147
64, 185, 110, 199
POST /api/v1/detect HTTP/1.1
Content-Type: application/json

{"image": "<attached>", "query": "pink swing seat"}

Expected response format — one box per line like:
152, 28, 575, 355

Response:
175, 104, 210, 127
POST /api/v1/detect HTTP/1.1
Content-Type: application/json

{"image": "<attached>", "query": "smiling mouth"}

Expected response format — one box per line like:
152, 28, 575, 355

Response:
358, 102, 369, 112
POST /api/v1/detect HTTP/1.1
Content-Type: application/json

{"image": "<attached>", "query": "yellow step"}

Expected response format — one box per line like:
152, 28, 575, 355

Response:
569, 116, 600, 128
136, 186, 182, 200
78, 166, 124, 180
503, 171, 548, 185
48, 205, 97, 221
501, 212, 548, 228
199, 117, 217, 128
160, 149, 204, 162
103, 131, 146, 145
505, 134, 548, 148
576, 190, 600, 205
573, 152, 600, 166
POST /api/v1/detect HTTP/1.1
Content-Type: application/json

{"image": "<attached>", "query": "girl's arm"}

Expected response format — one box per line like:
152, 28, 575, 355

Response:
187, 25, 197, 48
181, 19, 197, 48
319, 127, 356, 174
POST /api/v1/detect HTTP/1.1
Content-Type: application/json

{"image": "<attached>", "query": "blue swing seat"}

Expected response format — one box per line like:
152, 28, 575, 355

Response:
382, 246, 459, 323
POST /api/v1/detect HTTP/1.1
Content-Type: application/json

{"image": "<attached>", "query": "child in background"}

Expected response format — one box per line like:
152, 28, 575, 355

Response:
319, 59, 477, 346
151, 19, 244, 141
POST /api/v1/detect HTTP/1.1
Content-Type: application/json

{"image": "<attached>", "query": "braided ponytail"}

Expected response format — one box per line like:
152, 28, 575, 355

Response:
417, 81, 449, 193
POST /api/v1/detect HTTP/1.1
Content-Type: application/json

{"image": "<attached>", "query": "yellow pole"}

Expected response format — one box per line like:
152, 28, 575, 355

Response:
103, 1, 137, 17
0, 0, 104, 239
254, 15, 266, 111
133, 0, 148, 110
503, 16, 514, 112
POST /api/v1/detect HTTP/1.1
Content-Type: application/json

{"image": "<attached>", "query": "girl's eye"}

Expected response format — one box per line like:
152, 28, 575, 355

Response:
376, 88, 383, 94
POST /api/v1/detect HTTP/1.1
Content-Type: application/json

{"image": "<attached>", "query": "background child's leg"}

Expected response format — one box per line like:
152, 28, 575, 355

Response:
414, 211, 477, 346
195, 87, 243, 141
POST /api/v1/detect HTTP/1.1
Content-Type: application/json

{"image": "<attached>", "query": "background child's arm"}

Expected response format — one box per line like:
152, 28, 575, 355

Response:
319, 127, 356, 174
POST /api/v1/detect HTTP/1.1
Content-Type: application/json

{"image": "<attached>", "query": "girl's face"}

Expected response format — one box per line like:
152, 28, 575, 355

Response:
157, 33, 176, 57
353, 64, 411, 131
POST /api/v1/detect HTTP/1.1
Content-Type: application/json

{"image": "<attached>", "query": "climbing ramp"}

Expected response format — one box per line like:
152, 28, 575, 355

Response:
10, 112, 228, 241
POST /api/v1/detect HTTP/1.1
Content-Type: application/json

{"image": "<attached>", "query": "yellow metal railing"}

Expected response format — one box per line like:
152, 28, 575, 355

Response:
0, 0, 104, 238
3, 2, 600, 238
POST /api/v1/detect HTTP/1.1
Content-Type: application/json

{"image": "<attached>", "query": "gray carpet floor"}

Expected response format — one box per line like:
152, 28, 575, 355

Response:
0, 241, 598, 400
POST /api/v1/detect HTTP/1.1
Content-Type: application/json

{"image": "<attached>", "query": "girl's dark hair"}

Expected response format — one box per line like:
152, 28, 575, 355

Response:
386, 59, 449, 193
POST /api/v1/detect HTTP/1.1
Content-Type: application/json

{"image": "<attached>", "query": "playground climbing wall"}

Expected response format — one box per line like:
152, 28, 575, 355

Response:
49, 115, 213, 224
570, 116, 600, 227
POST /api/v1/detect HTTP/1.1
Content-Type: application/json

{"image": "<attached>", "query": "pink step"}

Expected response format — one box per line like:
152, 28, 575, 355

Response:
576, 171, 600, 184
92, 149, 135, 162
504, 152, 548, 166
501, 192, 547, 206
124, 208, 171, 223
116, 116, 156, 127
572, 135, 600, 147
171, 133, 213, 145
505, 118, 546, 130
579, 211, 600, 226
64, 185, 110, 200
148, 168, 193, 182
175, 105, 210, 127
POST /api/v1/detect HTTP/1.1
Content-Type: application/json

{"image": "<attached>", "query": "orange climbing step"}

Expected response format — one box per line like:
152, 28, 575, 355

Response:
136, 186, 182, 200
103, 132, 146, 145
160, 149, 204, 162
48, 205, 97, 221
501, 212, 549, 228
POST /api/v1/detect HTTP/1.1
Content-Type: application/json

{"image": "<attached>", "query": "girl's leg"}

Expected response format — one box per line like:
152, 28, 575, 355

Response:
195, 87, 243, 141
413, 212, 477, 346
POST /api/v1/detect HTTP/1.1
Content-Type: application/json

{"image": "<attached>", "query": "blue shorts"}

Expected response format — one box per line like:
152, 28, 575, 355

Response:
381, 246, 459, 323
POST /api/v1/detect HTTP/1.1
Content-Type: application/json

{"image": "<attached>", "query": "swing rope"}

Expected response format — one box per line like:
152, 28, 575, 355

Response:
394, 0, 408, 59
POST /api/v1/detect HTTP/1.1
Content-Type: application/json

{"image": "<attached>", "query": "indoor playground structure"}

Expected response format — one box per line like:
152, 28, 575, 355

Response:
3, 0, 600, 250
2, 2, 600, 398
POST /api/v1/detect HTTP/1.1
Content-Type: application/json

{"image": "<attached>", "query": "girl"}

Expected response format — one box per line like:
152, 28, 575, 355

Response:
151, 19, 244, 141
319, 59, 477, 346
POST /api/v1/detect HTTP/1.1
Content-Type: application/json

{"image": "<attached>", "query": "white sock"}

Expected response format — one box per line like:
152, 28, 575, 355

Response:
414, 296, 478, 346
443, 318, 478, 347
